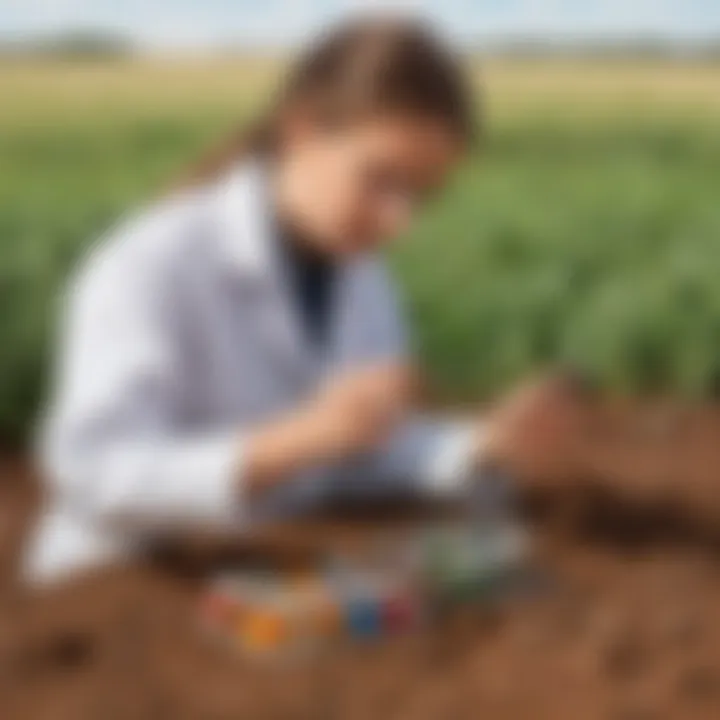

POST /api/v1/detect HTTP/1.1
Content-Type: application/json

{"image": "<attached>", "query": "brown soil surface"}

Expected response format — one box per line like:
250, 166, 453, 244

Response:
3, 401, 720, 719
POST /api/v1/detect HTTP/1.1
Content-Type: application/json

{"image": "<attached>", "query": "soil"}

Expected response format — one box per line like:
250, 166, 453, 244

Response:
3, 400, 720, 719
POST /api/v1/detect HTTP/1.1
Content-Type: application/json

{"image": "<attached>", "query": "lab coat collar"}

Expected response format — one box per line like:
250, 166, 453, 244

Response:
218, 156, 279, 285
217, 156, 323, 381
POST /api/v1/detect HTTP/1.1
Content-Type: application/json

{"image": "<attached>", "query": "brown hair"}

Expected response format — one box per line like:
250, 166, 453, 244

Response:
181, 17, 476, 188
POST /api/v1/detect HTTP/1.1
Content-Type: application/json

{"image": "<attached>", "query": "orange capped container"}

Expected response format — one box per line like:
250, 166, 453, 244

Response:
238, 608, 291, 653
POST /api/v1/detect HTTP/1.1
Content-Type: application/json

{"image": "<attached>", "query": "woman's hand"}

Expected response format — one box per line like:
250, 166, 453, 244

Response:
244, 363, 414, 495
479, 374, 593, 489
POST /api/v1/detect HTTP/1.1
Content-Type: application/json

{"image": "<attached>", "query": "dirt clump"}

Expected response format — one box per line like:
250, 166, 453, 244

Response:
3, 402, 720, 719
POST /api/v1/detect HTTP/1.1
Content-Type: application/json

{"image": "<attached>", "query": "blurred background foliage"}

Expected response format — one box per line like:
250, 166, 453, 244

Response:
2, 57, 720, 443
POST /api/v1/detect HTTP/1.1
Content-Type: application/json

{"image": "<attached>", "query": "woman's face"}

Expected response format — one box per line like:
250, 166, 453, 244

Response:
276, 115, 464, 255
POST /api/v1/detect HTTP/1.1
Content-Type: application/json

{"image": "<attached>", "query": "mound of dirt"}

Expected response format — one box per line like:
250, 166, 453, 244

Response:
3, 402, 720, 720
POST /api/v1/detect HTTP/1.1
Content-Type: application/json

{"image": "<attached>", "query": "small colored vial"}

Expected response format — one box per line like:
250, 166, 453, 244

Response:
200, 590, 237, 629
382, 593, 420, 634
346, 598, 382, 639
239, 609, 290, 653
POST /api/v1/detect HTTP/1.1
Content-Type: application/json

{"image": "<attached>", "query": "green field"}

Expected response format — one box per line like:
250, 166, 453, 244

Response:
2, 58, 720, 442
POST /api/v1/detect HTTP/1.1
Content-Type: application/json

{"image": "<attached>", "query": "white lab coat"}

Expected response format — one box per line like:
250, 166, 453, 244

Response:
26, 160, 477, 584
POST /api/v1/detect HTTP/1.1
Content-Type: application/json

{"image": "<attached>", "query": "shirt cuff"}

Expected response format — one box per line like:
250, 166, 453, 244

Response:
173, 433, 243, 526
96, 433, 244, 529
423, 420, 482, 495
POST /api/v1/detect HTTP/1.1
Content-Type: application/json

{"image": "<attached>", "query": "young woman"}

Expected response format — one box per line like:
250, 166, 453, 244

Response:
27, 19, 582, 583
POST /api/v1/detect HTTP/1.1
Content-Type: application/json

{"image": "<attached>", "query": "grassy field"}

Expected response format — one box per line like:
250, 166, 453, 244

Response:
2, 57, 720, 442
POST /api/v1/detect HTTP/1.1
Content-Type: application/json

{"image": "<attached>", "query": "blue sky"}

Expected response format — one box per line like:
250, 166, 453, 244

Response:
1, 1, 719, 48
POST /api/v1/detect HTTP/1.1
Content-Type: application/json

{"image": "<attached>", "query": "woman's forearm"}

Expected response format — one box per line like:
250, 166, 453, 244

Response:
242, 406, 332, 498
241, 363, 416, 499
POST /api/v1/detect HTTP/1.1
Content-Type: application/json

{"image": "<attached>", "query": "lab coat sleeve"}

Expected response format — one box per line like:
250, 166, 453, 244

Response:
40, 213, 244, 531
351, 259, 482, 496
370, 416, 482, 496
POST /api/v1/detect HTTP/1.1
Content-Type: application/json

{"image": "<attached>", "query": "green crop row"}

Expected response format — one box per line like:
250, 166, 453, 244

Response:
2, 110, 720, 444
